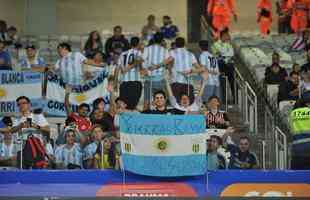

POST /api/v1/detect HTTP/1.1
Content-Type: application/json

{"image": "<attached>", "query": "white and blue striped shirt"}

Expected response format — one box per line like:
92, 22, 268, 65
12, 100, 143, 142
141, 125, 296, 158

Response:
55, 143, 83, 168
55, 52, 86, 86
0, 142, 19, 158
19, 56, 46, 70
199, 51, 220, 86
142, 44, 169, 81
118, 48, 142, 82
83, 142, 98, 160
170, 48, 197, 84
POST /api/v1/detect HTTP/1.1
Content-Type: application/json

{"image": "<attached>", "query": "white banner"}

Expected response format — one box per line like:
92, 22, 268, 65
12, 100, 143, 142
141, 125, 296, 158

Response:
45, 71, 110, 116
0, 71, 43, 114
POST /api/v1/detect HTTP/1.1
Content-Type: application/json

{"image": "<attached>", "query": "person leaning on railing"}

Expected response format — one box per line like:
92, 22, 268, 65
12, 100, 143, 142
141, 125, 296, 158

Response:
199, 40, 221, 103
168, 37, 203, 104
115, 37, 144, 111
18, 45, 47, 72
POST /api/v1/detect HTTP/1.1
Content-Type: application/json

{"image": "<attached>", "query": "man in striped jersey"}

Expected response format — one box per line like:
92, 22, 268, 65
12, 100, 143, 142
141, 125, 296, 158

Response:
142, 32, 171, 109
54, 42, 104, 86
199, 40, 221, 103
168, 37, 204, 103
117, 37, 143, 110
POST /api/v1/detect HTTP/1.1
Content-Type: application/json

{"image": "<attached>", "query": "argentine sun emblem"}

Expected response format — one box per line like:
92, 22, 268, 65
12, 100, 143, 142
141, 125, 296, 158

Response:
154, 138, 169, 153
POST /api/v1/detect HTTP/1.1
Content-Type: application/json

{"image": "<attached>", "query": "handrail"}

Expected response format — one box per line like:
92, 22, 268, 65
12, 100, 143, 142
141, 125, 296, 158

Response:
235, 67, 244, 82
275, 126, 288, 169
261, 140, 266, 169
245, 81, 258, 134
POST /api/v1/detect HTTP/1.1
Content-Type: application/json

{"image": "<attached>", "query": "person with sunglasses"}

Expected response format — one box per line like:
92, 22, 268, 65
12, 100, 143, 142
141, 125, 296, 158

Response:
8, 96, 50, 142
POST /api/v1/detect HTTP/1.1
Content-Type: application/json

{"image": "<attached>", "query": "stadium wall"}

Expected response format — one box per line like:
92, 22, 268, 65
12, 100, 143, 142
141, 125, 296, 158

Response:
0, 0, 279, 37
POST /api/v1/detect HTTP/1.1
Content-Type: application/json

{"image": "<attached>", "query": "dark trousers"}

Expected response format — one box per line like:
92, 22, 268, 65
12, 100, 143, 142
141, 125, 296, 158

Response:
171, 82, 194, 104
119, 81, 142, 110
291, 155, 310, 170
219, 61, 235, 103
278, 16, 293, 34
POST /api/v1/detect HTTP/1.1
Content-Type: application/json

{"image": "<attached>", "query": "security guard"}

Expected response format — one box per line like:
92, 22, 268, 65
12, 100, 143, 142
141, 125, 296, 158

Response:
290, 94, 310, 169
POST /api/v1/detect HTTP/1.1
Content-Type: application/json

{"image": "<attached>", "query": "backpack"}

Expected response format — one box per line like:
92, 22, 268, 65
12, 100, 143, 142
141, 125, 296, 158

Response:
22, 135, 48, 169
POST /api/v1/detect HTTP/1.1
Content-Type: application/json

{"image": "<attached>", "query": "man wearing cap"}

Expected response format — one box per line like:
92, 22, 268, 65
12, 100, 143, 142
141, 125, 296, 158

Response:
289, 95, 310, 169
18, 45, 47, 72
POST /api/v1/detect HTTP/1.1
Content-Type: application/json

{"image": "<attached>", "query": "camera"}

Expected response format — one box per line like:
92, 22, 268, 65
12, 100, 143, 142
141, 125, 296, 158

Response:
26, 118, 32, 126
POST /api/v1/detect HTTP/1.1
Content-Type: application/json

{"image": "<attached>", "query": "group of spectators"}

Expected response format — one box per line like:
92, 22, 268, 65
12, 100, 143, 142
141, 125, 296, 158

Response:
0, 15, 260, 171
262, 29, 310, 170
264, 44, 310, 104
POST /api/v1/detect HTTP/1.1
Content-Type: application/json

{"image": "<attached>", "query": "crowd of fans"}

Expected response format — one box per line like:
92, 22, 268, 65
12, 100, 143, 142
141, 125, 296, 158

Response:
0, 15, 261, 171
264, 44, 310, 104
1, 0, 310, 170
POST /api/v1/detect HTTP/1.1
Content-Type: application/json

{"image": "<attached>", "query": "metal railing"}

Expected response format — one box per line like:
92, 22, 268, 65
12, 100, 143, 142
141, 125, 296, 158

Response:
245, 82, 258, 134
234, 68, 246, 119
200, 14, 291, 169
275, 126, 288, 169
259, 140, 266, 169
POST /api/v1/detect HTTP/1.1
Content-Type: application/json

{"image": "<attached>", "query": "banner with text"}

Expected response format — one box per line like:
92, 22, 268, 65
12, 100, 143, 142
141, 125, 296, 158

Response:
45, 71, 110, 116
120, 113, 207, 177
0, 71, 43, 114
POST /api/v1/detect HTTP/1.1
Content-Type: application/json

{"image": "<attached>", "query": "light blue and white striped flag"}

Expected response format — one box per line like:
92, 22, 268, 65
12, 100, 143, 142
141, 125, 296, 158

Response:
120, 113, 207, 177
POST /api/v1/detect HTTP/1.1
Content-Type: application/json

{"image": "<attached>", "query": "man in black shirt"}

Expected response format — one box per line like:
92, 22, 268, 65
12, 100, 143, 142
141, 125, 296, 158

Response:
105, 26, 129, 61
278, 71, 300, 103
142, 90, 184, 115
264, 52, 288, 85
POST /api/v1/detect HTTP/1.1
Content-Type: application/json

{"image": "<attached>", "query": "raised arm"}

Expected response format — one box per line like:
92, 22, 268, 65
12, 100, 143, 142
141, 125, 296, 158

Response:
83, 59, 104, 67
64, 85, 72, 115
164, 71, 174, 98
107, 76, 117, 116
197, 71, 208, 98
192, 62, 205, 74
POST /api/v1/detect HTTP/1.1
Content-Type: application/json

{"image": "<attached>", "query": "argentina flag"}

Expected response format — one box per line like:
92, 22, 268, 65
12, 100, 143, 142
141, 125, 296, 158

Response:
120, 113, 207, 177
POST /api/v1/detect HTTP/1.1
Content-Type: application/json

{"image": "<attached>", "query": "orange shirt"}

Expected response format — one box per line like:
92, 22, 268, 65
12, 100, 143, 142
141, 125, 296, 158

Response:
208, 0, 236, 16
292, 0, 309, 17
257, 0, 273, 20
